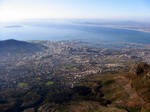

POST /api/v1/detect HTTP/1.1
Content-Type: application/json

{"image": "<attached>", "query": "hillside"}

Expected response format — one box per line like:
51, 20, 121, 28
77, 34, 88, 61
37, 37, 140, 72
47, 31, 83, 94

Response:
0, 63, 149, 112
0, 39, 45, 54
127, 63, 150, 111
22, 62, 150, 112
81, 62, 150, 112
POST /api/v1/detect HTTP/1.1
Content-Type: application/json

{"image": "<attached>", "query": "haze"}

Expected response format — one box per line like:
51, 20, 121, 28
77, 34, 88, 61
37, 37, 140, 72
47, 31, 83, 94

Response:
0, 0, 150, 22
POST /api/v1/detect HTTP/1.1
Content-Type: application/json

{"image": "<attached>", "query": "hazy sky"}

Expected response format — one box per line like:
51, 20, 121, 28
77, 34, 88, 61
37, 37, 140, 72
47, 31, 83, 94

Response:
0, 0, 150, 21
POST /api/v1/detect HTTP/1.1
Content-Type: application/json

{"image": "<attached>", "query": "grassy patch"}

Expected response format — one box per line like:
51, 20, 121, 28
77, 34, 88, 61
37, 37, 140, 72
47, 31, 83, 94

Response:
141, 107, 150, 112
116, 106, 141, 112
64, 65, 79, 71
36, 77, 41, 80
46, 81, 54, 86
18, 82, 28, 88
57, 106, 68, 112
23, 92, 41, 104
128, 107, 141, 112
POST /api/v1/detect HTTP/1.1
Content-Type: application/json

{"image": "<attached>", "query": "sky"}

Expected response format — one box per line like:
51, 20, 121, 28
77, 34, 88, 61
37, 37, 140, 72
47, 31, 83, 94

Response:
0, 0, 150, 22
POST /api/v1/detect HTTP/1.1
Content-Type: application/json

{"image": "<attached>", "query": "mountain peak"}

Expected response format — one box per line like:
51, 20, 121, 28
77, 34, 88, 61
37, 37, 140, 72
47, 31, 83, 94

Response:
0, 39, 27, 45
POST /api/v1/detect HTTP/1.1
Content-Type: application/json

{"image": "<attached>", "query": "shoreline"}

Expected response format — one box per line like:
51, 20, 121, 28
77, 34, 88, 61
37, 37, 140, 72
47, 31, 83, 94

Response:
76, 23, 150, 34
99, 25, 150, 34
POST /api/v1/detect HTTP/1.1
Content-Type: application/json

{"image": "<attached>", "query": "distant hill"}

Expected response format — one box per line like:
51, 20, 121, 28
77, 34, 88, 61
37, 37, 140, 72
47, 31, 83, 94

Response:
0, 39, 46, 54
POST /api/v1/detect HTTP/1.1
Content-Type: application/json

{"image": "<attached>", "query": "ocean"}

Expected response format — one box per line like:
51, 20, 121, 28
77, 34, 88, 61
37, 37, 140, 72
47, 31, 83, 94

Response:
0, 20, 150, 45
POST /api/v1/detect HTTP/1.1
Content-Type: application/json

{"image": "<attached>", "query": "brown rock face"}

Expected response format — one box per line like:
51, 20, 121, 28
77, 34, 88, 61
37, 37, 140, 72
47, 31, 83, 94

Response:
129, 62, 150, 104
131, 62, 150, 76
136, 62, 150, 75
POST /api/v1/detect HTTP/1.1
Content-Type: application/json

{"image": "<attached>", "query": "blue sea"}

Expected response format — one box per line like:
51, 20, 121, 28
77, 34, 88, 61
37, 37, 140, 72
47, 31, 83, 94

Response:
0, 20, 150, 45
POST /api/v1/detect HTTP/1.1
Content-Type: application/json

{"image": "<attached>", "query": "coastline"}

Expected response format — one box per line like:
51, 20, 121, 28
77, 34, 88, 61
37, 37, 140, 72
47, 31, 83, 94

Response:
99, 25, 150, 34
76, 23, 150, 34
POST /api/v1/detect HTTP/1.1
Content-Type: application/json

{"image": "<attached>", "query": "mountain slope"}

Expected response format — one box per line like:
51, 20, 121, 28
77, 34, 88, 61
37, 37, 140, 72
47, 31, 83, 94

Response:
82, 62, 150, 112
38, 63, 150, 112
0, 39, 45, 54
127, 63, 150, 111
0, 62, 149, 112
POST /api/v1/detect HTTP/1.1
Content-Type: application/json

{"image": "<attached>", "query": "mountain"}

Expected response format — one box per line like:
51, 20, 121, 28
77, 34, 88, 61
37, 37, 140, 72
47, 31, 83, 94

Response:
128, 63, 150, 104
0, 62, 149, 112
81, 62, 150, 112
22, 63, 150, 112
0, 39, 45, 54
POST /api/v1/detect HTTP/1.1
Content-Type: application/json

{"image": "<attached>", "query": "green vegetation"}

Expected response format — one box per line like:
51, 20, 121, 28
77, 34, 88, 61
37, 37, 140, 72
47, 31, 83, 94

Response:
36, 77, 41, 80
103, 79, 115, 86
141, 107, 150, 112
128, 107, 141, 112
22, 91, 41, 106
64, 65, 79, 71
1, 63, 150, 112
57, 106, 68, 112
18, 82, 28, 88
117, 106, 141, 112
46, 81, 54, 86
